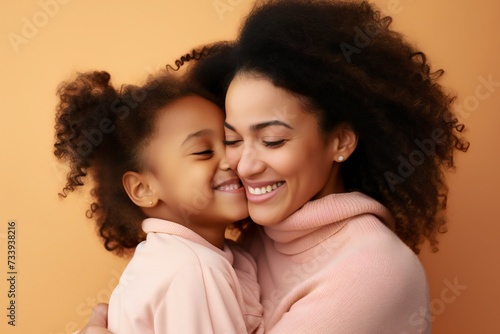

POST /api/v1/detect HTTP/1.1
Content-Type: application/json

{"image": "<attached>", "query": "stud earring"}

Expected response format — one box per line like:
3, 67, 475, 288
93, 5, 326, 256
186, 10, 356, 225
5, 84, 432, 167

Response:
149, 201, 153, 206
337, 155, 345, 162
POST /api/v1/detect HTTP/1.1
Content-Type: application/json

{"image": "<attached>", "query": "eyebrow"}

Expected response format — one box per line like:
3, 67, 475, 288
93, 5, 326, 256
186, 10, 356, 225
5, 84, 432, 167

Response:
224, 120, 293, 132
182, 129, 213, 145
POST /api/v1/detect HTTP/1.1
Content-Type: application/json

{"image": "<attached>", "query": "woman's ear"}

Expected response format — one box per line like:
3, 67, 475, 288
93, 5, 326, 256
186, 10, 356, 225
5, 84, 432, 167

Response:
329, 124, 358, 162
122, 171, 158, 208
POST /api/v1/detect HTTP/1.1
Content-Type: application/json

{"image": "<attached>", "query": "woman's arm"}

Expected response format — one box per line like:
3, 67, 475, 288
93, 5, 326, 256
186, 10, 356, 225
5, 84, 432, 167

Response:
76, 303, 112, 334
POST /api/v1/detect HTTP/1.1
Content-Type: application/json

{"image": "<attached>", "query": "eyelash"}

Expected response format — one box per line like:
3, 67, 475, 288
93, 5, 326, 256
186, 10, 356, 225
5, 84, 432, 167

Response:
263, 139, 286, 148
224, 139, 286, 148
223, 140, 240, 146
192, 150, 214, 156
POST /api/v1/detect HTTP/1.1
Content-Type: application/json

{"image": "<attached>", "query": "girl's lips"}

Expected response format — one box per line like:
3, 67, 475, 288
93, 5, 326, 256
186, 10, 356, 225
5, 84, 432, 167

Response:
213, 178, 244, 191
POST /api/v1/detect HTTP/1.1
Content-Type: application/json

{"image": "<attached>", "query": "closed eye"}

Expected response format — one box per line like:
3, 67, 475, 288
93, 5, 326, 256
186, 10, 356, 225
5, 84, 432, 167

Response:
263, 139, 286, 148
192, 150, 214, 155
223, 140, 241, 146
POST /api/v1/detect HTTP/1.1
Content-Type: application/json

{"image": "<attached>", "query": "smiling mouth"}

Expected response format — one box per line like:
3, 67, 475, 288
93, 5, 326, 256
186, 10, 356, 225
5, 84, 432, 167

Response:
248, 181, 284, 195
214, 178, 243, 191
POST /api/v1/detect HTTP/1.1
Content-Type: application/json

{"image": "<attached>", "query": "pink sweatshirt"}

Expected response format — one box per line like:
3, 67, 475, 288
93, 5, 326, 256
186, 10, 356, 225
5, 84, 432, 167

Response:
250, 192, 430, 334
108, 218, 264, 334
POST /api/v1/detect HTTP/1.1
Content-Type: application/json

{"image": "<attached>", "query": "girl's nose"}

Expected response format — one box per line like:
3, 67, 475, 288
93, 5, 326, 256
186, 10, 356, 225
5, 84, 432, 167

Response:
219, 156, 231, 171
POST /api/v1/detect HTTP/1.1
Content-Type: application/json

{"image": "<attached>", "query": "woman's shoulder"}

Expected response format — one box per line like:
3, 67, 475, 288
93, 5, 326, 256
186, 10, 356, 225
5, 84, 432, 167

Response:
333, 213, 428, 283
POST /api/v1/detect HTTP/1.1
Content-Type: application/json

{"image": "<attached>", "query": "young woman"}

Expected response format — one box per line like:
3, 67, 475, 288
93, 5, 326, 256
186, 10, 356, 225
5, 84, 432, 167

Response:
78, 0, 468, 333
55, 70, 263, 333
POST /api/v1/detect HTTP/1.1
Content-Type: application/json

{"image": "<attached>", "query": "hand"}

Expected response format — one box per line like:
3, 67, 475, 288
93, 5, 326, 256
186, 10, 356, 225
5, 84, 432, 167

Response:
76, 303, 112, 334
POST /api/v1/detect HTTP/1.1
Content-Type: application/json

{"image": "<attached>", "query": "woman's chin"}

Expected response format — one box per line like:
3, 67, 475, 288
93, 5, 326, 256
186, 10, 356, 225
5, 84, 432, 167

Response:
248, 207, 283, 227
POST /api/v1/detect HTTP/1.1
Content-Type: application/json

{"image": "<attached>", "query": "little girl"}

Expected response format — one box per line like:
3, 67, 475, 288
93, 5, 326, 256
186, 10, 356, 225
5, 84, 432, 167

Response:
54, 70, 263, 333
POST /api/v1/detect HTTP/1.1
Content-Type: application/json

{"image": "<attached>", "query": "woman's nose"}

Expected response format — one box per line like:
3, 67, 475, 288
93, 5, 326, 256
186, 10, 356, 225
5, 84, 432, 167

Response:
235, 145, 265, 178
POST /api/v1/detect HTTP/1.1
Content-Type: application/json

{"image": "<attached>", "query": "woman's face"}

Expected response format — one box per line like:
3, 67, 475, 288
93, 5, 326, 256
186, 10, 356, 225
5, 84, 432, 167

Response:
224, 74, 339, 226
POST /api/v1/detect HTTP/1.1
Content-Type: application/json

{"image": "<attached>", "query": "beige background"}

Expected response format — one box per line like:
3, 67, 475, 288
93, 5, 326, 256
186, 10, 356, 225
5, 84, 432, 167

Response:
0, 0, 499, 333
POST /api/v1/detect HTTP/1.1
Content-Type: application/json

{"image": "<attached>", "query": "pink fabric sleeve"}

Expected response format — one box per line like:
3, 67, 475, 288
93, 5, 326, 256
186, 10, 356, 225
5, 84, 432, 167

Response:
153, 264, 249, 334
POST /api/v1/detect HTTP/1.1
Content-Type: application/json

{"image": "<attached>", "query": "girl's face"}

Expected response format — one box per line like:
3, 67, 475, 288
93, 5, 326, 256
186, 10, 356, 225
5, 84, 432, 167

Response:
144, 96, 247, 230
224, 75, 339, 226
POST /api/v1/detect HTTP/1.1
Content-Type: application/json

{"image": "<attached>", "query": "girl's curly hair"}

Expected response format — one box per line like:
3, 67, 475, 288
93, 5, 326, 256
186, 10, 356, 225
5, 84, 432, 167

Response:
189, 0, 469, 253
54, 68, 220, 255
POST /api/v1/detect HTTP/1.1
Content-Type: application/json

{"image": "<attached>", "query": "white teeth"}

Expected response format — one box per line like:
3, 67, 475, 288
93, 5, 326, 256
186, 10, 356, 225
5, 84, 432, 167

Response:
248, 182, 283, 195
218, 183, 241, 191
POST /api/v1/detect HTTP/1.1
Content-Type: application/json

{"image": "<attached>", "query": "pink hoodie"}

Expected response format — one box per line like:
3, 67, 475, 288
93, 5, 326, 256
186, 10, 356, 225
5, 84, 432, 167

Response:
108, 218, 264, 333
250, 192, 430, 334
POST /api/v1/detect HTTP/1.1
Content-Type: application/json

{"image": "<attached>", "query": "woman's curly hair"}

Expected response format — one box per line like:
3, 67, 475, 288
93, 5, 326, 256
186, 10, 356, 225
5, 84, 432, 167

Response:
54, 68, 220, 255
190, 0, 469, 253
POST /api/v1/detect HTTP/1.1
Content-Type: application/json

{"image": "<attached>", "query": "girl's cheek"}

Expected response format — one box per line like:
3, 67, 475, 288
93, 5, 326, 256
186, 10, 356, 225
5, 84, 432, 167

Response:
225, 147, 241, 171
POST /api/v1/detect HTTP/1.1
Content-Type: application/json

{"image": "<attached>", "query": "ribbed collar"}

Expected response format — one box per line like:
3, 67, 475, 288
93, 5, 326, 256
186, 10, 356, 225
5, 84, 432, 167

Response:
263, 192, 395, 255
142, 218, 234, 264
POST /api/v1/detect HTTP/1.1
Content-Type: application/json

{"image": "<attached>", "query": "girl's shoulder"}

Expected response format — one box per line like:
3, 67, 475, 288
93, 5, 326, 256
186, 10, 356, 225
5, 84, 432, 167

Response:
130, 233, 235, 276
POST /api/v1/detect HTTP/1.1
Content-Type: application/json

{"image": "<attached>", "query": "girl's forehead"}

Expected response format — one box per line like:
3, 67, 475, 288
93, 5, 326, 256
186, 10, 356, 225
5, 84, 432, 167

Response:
154, 97, 224, 138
